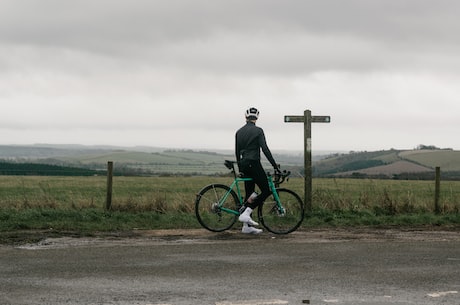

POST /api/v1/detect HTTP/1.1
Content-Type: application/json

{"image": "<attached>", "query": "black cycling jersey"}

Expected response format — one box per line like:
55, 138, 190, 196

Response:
235, 121, 277, 168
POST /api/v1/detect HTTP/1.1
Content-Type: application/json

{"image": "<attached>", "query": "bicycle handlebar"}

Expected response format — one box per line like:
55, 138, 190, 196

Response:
271, 169, 290, 185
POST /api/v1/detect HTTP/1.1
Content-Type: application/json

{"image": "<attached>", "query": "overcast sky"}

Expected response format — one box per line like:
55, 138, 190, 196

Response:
1, 0, 459, 153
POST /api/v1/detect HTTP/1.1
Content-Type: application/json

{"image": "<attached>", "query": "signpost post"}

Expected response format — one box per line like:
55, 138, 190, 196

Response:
284, 110, 331, 211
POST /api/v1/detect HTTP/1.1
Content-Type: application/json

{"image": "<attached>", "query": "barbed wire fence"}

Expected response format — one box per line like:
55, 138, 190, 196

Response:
0, 162, 459, 215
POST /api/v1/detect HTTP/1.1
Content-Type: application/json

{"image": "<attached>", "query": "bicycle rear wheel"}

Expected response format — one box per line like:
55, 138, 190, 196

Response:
195, 184, 239, 232
258, 188, 304, 234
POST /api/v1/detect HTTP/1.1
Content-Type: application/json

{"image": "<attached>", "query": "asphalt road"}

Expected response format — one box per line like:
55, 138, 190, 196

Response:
1, 228, 459, 305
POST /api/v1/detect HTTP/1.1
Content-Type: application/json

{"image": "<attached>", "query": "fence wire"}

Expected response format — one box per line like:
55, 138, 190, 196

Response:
0, 176, 459, 214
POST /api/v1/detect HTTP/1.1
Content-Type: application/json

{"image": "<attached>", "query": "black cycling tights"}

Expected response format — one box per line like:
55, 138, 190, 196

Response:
241, 160, 271, 210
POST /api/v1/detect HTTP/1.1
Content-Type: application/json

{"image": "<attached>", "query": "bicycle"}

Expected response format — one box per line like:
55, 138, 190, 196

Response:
195, 160, 304, 234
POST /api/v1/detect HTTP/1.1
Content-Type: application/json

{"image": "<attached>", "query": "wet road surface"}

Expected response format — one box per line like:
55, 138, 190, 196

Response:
1, 228, 459, 305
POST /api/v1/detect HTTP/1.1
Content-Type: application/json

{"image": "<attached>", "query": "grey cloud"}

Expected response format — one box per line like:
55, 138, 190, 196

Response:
2, 0, 459, 74
1, 0, 459, 150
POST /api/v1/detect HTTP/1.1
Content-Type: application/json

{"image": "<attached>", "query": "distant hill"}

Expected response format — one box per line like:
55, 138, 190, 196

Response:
314, 148, 460, 179
0, 144, 304, 176
1, 144, 459, 179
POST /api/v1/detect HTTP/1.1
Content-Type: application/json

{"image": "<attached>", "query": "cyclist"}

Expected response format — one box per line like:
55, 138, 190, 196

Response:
235, 107, 281, 234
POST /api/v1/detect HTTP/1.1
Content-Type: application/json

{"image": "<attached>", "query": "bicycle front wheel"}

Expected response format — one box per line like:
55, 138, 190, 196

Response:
195, 184, 239, 232
258, 188, 304, 234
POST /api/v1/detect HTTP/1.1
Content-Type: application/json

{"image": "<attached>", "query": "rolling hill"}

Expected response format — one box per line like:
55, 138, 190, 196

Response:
0, 145, 304, 176
314, 148, 460, 179
0, 144, 458, 179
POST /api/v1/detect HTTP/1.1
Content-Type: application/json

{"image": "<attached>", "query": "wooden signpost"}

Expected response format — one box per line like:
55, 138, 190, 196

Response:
284, 110, 331, 211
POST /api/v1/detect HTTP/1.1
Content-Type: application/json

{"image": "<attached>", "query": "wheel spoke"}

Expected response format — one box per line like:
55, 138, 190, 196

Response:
195, 184, 238, 232
259, 188, 304, 234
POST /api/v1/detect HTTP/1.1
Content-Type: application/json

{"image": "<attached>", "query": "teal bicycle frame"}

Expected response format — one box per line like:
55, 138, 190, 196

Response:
217, 174, 283, 216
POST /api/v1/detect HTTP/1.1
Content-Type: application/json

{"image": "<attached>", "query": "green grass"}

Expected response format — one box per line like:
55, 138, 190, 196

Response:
313, 178, 460, 213
1, 208, 458, 235
0, 208, 197, 232
304, 209, 460, 227
0, 176, 459, 236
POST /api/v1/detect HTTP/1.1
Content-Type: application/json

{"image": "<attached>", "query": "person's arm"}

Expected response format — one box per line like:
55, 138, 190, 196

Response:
258, 129, 278, 169
235, 134, 241, 163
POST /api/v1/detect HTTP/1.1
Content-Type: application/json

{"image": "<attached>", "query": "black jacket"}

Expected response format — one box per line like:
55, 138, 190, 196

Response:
235, 121, 277, 168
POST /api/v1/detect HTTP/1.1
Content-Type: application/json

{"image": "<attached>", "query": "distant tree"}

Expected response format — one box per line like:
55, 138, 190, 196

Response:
416, 144, 440, 150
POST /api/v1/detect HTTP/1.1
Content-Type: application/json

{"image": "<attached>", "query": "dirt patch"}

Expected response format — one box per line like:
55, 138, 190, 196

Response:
2, 226, 460, 248
0, 230, 139, 246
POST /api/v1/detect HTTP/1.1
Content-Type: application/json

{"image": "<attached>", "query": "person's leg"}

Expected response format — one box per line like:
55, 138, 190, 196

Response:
244, 180, 255, 202
239, 160, 255, 202
239, 161, 270, 228
246, 162, 270, 209
238, 160, 260, 226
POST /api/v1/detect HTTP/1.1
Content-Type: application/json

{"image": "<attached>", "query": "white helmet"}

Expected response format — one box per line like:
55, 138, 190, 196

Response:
245, 107, 259, 120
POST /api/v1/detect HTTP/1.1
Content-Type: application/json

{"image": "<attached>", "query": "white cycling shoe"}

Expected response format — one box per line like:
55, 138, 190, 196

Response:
242, 223, 263, 234
238, 207, 259, 226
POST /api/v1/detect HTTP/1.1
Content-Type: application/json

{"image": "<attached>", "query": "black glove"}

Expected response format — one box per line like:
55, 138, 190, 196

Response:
274, 166, 282, 176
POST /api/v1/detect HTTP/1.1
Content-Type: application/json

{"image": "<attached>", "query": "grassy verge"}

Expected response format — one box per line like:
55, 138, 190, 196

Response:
0, 176, 459, 244
1, 207, 458, 235
306, 208, 460, 227
0, 208, 197, 232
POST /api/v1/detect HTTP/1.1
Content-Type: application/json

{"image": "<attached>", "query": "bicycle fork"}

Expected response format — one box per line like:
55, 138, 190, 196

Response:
269, 180, 286, 216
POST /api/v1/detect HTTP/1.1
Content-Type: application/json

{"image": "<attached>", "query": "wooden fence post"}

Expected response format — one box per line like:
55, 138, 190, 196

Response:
434, 166, 441, 214
106, 161, 113, 210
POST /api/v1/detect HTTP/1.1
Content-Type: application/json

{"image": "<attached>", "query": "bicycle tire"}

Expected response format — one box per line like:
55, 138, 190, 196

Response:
258, 188, 304, 234
195, 184, 239, 232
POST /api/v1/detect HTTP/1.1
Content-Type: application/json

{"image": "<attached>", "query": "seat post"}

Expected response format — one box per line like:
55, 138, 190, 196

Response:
224, 160, 238, 179
231, 162, 237, 179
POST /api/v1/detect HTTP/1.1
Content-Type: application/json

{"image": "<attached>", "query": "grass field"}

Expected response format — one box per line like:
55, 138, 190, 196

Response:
0, 175, 459, 235
399, 150, 460, 171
